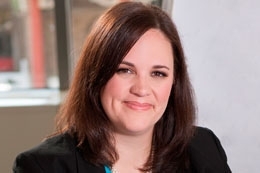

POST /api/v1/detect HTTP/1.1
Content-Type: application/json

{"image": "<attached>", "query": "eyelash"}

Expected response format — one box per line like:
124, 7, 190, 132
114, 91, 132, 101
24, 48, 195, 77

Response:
116, 68, 167, 77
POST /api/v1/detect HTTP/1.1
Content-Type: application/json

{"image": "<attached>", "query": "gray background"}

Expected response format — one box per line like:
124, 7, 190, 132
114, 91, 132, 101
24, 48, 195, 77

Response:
173, 0, 260, 172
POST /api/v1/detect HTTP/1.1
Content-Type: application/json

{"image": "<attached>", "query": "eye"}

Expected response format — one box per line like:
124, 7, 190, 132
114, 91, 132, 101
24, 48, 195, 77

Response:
151, 71, 168, 77
116, 68, 133, 74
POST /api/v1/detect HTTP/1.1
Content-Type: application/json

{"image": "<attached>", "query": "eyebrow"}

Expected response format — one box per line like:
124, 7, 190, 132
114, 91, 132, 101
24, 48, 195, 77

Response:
121, 61, 170, 70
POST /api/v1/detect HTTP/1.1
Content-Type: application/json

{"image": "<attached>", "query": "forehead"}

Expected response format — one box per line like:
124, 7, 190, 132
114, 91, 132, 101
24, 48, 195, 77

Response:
122, 29, 173, 67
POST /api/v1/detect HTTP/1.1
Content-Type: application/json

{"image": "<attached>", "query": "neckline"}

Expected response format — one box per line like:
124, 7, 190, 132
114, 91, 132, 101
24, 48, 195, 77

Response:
104, 165, 112, 173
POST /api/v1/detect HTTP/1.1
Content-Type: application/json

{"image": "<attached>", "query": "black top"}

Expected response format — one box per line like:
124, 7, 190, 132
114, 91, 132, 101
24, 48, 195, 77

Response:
13, 127, 231, 173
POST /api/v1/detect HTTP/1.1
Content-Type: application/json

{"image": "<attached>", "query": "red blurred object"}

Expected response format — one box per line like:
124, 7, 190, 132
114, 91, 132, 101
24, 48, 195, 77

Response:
0, 57, 13, 71
29, 0, 46, 88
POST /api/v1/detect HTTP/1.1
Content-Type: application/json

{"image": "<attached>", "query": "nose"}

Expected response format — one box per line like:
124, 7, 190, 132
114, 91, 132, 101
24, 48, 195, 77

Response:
130, 75, 151, 97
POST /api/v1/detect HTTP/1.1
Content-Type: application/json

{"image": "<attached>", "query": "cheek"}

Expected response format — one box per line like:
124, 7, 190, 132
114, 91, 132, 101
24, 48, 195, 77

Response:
156, 82, 173, 104
101, 77, 124, 104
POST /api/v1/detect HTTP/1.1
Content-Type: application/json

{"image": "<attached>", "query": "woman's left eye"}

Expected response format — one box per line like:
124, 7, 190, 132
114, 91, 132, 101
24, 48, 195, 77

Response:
152, 71, 167, 77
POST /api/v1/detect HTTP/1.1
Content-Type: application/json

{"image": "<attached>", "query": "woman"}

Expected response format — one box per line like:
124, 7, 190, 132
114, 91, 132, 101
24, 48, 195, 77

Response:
13, 2, 231, 173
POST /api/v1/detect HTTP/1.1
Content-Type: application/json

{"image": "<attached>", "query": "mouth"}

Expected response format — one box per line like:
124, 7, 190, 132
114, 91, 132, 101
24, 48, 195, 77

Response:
123, 101, 153, 111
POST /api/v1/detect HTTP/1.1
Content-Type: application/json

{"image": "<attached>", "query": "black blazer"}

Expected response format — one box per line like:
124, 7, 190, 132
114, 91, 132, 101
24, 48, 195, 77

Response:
13, 127, 231, 173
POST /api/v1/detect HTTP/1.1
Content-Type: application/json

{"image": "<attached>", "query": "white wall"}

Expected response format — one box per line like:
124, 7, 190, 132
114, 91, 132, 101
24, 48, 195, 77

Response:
172, 0, 260, 172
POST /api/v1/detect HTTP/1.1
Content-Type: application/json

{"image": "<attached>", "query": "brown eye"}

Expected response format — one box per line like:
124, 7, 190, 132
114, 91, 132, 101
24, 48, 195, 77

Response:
116, 68, 133, 74
152, 71, 167, 77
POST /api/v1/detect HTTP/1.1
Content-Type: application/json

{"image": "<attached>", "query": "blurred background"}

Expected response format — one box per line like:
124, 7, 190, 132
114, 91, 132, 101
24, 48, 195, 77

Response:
0, 0, 259, 172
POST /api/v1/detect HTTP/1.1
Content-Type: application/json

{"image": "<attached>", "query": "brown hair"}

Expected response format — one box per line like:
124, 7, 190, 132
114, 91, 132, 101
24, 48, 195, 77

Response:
55, 2, 196, 172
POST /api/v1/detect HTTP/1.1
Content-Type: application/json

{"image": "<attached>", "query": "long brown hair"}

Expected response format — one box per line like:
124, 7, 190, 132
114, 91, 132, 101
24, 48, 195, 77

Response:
55, 2, 196, 172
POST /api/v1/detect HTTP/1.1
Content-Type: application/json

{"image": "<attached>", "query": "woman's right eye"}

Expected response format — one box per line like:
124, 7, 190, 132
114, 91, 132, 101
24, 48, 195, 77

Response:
116, 68, 132, 74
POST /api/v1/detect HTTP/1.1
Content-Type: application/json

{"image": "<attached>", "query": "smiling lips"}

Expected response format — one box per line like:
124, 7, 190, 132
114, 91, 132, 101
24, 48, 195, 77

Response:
124, 101, 153, 111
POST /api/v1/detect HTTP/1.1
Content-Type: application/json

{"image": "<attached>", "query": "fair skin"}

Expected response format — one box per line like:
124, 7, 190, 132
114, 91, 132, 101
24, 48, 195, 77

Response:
101, 29, 174, 172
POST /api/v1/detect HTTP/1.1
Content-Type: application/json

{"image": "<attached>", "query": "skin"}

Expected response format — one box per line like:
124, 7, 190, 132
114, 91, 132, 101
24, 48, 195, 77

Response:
101, 29, 174, 172
101, 28, 174, 137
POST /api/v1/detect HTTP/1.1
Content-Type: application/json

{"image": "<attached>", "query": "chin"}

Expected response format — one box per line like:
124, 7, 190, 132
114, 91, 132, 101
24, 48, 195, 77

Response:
119, 124, 154, 136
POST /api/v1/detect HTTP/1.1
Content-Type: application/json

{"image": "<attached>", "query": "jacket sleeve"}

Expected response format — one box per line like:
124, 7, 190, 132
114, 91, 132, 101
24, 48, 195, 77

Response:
13, 152, 44, 173
189, 127, 232, 173
208, 128, 230, 166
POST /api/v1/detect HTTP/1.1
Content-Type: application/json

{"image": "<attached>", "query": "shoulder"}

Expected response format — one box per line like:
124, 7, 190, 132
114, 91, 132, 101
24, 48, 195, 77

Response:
13, 133, 105, 173
190, 126, 222, 148
188, 126, 232, 173
13, 133, 77, 172
16, 133, 76, 161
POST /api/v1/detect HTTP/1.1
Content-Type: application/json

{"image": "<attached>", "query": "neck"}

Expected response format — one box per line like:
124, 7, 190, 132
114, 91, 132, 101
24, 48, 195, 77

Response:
113, 131, 153, 173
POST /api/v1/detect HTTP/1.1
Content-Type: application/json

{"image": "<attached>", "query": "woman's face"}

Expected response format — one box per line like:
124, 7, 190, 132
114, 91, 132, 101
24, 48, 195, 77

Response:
101, 29, 174, 136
